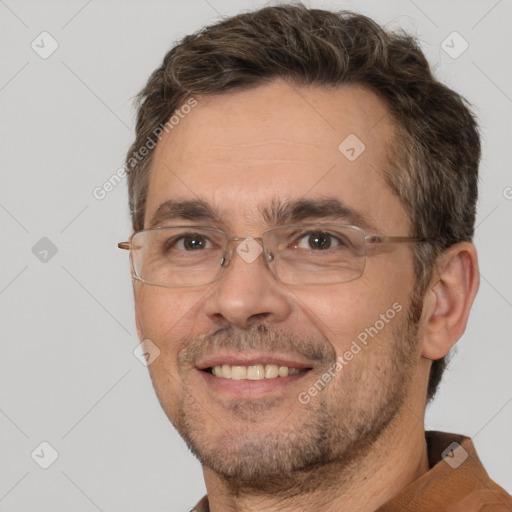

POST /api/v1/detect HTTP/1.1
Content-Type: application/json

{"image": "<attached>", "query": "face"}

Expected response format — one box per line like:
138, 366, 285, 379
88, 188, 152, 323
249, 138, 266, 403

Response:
134, 80, 424, 488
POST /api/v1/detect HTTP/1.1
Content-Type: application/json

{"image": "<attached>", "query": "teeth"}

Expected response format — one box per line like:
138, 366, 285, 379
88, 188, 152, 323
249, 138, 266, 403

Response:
247, 365, 265, 380
264, 364, 279, 379
278, 366, 289, 377
211, 364, 304, 380
231, 365, 247, 380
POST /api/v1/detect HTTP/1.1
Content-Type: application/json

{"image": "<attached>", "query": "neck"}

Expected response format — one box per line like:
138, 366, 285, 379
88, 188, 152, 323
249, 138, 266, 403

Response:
202, 405, 430, 512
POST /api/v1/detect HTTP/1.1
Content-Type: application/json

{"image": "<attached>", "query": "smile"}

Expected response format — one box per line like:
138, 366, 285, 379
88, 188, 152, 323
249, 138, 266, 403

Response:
208, 364, 307, 380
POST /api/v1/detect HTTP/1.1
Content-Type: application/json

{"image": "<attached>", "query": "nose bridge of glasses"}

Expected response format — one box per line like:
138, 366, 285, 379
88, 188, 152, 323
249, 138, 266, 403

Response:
221, 236, 266, 267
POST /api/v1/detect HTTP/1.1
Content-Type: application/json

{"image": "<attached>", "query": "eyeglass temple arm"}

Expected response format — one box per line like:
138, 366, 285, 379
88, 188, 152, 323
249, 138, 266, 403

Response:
118, 242, 130, 250
366, 235, 429, 244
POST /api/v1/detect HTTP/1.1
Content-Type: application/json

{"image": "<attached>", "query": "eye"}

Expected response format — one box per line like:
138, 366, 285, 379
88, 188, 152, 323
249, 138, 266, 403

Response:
170, 233, 213, 251
295, 231, 343, 250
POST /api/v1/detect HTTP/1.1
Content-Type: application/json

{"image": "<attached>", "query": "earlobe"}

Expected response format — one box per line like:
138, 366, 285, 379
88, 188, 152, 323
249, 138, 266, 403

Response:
421, 242, 480, 361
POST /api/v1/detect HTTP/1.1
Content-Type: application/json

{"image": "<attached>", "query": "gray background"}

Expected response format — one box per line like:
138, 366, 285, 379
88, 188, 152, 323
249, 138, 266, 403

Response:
0, 0, 511, 510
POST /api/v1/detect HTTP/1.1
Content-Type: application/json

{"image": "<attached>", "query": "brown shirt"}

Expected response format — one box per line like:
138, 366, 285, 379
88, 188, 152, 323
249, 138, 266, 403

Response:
190, 431, 512, 511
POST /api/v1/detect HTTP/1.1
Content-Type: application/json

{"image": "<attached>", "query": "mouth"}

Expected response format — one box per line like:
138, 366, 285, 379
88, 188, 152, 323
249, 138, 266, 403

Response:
205, 363, 309, 380
195, 353, 314, 396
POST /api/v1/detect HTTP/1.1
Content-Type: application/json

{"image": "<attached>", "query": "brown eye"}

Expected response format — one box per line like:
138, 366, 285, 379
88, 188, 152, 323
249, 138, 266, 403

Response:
165, 233, 213, 252
308, 233, 331, 249
295, 231, 341, 250
181, 234, 209, 250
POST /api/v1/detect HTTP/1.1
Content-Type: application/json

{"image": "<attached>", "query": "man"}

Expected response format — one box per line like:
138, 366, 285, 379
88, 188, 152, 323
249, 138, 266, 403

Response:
118, 4, 512, 511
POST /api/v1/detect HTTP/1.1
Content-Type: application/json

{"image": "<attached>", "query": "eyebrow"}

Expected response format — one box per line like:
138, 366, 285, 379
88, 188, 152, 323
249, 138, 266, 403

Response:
262, 197, 377, 232
148, 199, 221, 228
148, 197, 377, 233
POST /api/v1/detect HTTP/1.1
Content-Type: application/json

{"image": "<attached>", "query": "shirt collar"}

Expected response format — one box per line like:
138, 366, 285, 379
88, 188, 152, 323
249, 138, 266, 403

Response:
190, 431, 512, 512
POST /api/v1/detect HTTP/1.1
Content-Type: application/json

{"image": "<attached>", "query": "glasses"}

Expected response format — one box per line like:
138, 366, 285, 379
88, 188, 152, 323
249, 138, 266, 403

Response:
118, 224, 428, 287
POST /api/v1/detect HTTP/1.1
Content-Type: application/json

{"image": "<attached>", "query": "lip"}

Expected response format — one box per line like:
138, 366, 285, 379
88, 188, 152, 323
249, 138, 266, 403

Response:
197, 366, 312, 398
193, 350, 315, 399
195, 350, 315, 371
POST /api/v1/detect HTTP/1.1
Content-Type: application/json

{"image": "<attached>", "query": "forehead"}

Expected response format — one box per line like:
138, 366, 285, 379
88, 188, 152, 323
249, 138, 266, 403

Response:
145, 80, 409, 234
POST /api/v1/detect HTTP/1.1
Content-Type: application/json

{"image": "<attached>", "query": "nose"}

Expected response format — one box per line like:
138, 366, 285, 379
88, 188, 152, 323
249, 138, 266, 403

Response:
203, 239, 293, 330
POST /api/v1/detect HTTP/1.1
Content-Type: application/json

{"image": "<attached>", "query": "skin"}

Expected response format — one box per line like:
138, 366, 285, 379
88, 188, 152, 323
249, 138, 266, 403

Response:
132, 80, 479, 512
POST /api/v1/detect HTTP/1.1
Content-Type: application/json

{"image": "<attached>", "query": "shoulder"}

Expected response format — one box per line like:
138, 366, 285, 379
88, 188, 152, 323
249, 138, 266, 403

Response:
446, 489, 512, 511
428, 431, 512, 512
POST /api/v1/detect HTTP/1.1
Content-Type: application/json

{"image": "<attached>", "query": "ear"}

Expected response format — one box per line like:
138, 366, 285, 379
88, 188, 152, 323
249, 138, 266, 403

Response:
421, 242, 480, 360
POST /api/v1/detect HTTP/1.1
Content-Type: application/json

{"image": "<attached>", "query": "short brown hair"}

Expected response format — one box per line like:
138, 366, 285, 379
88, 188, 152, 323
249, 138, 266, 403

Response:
125, 3, 480, 401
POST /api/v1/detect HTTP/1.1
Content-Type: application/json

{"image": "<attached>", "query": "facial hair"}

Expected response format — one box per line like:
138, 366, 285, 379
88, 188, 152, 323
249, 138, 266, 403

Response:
150, 297, 422, 495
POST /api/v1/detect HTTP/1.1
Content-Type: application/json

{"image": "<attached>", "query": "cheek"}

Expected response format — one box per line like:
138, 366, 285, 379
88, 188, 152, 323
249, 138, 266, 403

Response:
134, 286, 208, 419
134, 285, 206, 360
290, 270, 411, 356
